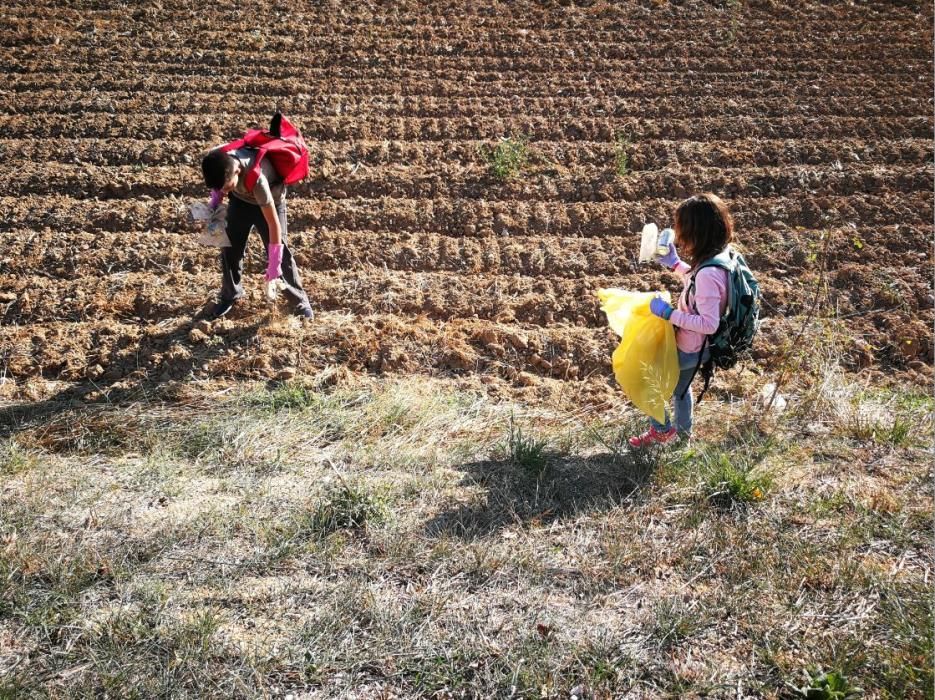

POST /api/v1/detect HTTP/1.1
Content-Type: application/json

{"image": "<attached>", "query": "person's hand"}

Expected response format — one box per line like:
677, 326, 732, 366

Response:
655, 231, 680, 269
265, 243, 284, 281
208, 189, 223, 210
649, 295, 674, 321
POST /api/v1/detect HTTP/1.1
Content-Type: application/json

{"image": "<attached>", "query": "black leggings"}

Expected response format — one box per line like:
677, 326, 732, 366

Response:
219, 195, 311, 314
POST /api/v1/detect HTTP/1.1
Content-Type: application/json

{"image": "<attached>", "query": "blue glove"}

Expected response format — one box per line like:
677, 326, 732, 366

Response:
649, 296, 674, 321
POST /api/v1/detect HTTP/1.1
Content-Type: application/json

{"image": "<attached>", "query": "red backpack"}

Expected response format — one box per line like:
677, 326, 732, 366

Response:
221, 112, 309, 191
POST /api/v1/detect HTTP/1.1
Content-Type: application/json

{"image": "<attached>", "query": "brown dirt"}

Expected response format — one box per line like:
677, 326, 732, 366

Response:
0, 0, 932, 406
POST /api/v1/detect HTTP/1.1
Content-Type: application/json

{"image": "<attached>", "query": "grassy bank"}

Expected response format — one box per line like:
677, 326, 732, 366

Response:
0, 367, 931, 698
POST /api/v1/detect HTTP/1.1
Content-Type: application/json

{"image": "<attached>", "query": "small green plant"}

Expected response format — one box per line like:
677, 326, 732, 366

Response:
699, 449, 771, 509
844, 402, 915, 448
613, 133, 631, 178
506, 415, 548, 475
0, 441, 36, 475
650, 599, 698, 650
247, 381, 321, 412
260, 481, 387, 563
177, 420, 229, 461
723, 0, 743, 44
482, 136, 529, 180
884, 416, 912, 446
788, 669, 863, 699
309, 481, 387, 535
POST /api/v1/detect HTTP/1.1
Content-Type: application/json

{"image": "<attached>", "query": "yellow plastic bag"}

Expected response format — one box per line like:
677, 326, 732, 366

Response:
596, 289, 679, 424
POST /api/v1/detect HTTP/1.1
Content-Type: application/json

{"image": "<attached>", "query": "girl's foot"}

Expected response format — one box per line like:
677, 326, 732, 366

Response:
628, 426, 678, 448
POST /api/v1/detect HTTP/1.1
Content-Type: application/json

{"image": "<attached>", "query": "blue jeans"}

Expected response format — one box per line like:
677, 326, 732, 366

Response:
650, 348, 709, 435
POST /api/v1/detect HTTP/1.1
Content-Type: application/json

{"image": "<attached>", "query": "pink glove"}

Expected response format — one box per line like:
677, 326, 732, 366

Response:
208, 189, 223, 210
265, 243, 284, 281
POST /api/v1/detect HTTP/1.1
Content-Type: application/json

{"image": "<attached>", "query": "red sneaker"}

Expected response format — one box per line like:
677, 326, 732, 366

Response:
628, 426, 678, 449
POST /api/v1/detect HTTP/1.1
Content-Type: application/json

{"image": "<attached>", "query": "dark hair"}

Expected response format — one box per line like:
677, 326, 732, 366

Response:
201, 149, 237, 189
674, 193, 734, 268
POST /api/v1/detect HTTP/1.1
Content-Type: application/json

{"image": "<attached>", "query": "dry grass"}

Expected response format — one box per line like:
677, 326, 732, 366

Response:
0, 355, 931, 698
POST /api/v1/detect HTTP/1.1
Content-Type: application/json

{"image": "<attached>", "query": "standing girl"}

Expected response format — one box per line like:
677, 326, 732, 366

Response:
628, 193, 735, 448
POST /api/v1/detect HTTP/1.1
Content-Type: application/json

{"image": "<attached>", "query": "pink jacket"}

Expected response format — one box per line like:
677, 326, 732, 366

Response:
669, 260, 729, 353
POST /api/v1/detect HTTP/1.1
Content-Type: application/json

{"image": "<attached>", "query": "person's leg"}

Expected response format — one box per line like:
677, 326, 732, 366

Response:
649, 409, 671, 432
276, 200, 313, 316
630, 397, 676, 449
630, 350, 703, 448
255, 198, 313, 316
219, 196, 253, 304
673, 350, 706, 435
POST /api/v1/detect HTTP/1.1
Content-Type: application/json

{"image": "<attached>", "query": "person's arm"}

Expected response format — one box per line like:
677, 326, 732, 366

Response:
261, 203, 281, 245
261, 203, 284, 281
670, 260, 692, 280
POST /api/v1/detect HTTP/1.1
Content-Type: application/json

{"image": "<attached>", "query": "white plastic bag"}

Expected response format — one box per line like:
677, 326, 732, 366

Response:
188, 202, 230, 247
638, 222, 659, 262
638, 223, 675, 263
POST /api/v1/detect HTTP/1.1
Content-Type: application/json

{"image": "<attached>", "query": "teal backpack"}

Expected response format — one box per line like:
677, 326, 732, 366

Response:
682, 247, 760, 402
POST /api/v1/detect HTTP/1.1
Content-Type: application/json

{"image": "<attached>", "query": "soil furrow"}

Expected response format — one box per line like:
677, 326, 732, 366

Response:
4, 226, 930, 301
5, 164, 931, 205
6, 54, 930, 83
4, 32, 929, 63
5, 138, 930, 171
0, 114, 930, 143
5, 94, 924, 121
5, 75, 926, 103
2, 191, 931, 237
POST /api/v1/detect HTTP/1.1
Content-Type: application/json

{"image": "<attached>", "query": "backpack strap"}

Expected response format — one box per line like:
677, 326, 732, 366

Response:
221, 138, 247, 153
220, 141, 267, 192
241, 149, 268, 192
694, 360, 716, 404
686, 247, 735, 314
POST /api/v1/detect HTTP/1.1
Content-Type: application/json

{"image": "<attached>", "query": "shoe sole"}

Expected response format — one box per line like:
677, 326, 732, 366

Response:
210, 304, 234, 320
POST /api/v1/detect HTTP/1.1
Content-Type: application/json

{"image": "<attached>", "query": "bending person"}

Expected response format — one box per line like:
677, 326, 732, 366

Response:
201, 146, 313, 320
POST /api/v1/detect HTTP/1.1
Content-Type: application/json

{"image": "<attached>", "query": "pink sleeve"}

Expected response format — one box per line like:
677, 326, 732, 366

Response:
671, 260, 692, 278
669, 268, 727, 335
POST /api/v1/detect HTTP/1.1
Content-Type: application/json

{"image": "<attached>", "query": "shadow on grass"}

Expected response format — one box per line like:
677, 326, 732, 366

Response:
425, 447, 660, 539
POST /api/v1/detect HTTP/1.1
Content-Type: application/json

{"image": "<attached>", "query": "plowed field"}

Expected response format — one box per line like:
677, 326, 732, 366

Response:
1, 0, 932, 404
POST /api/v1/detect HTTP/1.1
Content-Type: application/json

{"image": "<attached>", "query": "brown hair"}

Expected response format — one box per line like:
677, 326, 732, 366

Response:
674, 193, 734, 268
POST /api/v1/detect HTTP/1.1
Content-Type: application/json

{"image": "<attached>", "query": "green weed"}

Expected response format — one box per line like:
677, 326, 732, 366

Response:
698, 448, 771, 509
0, 440, 37, 475
506, 415, 548, 475
650, 599, 698, 650
246, 381, 321, 412
723, 0, 743, 44
788, 668, 863, 699
263, 482, 388, 562
871, 581, 933, 695
175, 419, 230, 461
613, 132, 631, 177
482, 136, 529, 180
310, 481, 388, 534
845, 409, 915, 447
